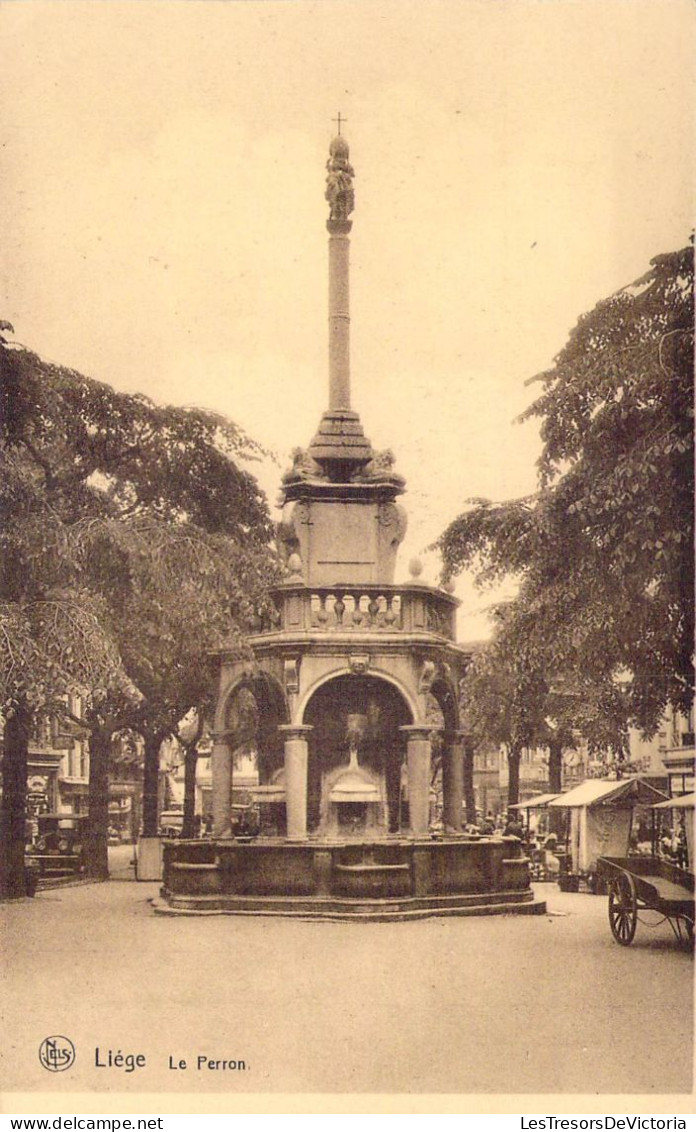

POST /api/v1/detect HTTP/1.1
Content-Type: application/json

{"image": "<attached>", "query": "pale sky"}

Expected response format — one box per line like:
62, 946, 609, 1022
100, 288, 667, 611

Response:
1, 0, 693, 638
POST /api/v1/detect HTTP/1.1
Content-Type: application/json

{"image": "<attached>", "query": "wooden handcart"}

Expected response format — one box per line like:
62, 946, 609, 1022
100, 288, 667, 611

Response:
597, 855, 694, 947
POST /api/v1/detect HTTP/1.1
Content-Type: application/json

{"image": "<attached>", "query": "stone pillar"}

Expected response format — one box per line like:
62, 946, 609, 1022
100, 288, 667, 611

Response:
462, 733, 478, 826
211, 732, 233, 838
442, 730, 466, 834
279, 725, 313, 841
400, 725, 433, 838
328, 226, 351, 411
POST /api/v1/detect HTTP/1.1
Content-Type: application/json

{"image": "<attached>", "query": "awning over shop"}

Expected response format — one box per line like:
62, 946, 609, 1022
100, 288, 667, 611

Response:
59, 779, 89, 794
509, 793, 560, 811
548, 777, 668, 809
251, 785, 286, 802
653, 792, 696, 810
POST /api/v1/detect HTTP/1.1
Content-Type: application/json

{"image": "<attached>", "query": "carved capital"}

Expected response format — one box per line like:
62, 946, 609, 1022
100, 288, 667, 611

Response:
278, 724, 313, 742
418, 659, 436, 694
283, 658, 300, 696
399, 725, 436, 744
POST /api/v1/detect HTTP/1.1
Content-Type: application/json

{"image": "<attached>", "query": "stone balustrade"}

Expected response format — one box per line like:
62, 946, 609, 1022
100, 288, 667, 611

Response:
273, 584, 457, 641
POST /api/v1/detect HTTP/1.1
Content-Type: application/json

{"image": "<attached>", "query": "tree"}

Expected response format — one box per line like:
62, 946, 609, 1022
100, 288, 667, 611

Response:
1, 332, 278, 887
437, 242, 694, 739
82, 516, 278, 841
459, 597, 635, 812
176, 711, 206, 841
0, 432, 134, 894
1, 339, 272, 538
459, 636, 550, 807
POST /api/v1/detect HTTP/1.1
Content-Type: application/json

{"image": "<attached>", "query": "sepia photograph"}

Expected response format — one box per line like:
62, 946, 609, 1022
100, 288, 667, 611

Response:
0, 0, 693, 1115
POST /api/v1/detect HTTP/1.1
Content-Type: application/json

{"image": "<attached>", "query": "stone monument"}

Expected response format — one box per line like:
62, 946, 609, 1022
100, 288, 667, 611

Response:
156, 129, 545, 920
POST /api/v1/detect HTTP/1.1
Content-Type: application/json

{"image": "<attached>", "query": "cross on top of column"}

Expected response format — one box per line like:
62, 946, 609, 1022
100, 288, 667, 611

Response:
332, 111, 347, 135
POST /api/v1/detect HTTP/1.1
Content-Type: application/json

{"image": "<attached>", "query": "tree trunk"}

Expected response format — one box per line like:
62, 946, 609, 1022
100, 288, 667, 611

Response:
547, 737, 565, 835
85, 724, 112, 880
548, 738, 563, 794
463, 735, 477, 825
130, 785, 142, 844
181, 747, 199, 839
0, 700, 31, 899
141, 731, 164, 837
507, 742, 522, 808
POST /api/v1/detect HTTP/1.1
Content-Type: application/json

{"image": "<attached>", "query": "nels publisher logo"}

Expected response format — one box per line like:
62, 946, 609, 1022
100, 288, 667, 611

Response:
39, 1035, 76, 1072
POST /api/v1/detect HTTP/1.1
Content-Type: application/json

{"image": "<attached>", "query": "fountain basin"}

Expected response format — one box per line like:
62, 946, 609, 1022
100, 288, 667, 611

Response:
155, 835, 546, 920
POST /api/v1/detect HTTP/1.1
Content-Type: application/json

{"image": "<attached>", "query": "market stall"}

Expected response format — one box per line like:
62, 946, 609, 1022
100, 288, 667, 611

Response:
508, 793, 561, 832
509, 794, 562, 880
548, 777, 668, 891
653, 791, 695, 871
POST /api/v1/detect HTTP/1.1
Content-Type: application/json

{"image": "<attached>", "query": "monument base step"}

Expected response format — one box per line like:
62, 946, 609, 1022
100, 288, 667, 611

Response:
152, 889, 547, 922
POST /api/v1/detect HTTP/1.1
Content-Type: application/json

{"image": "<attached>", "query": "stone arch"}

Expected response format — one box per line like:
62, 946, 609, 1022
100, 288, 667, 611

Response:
297, 665, 419, 726
218, 670, 290, 786
429, 675, 460, 734
301, 672, 414, 835
219, 671, 289, 728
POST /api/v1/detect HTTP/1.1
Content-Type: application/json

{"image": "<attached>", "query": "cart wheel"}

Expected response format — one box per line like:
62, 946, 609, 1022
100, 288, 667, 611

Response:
608, 873, 637, 946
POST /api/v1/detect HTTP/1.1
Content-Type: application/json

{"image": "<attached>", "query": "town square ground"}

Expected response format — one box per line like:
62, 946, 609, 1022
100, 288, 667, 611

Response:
2, 849, 692, 1099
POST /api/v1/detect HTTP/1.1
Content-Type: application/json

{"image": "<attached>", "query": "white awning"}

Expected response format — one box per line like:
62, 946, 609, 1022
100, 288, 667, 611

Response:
548, 777, 668, 809
509, 793, 560, 810
251, 785, 286, 802
653, 792, 696, 810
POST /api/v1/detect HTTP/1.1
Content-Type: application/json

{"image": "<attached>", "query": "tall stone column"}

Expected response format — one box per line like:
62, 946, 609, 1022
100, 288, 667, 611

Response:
400, 725, 433, 838
328, 225, 351, 411
309, 134, 372, 475
442, 730, 466, 834
279, 725, 313, 841
211, 732, 233, 839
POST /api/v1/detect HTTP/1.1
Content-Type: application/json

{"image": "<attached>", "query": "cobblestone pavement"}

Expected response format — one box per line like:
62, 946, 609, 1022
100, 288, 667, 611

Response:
1, 869, 693, 1098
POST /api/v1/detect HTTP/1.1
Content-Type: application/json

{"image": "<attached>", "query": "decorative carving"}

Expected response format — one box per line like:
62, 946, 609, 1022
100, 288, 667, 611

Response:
316, 595, 329, 625
286, 553, 303, 581
409, 557, 424, 579
293, 501, 311, 525
354, 449, 406, 489
377, 502, 408, 547
276, 503, 301, 565
283, 658, 300, 696
325, 137, 355, 224
282, 446, 327, 484
348, 654, 370, 675
363, 449, 395, 478
418, 660, 436, 694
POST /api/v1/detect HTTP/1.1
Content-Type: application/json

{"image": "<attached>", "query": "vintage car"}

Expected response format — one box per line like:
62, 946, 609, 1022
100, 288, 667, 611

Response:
25, 813, 89, 879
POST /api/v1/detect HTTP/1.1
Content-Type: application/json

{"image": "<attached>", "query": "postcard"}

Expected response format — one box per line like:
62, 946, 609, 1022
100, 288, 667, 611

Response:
1, 0, 693, 1116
